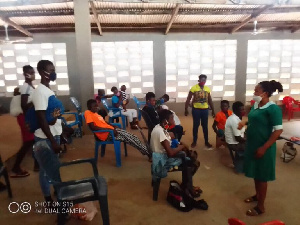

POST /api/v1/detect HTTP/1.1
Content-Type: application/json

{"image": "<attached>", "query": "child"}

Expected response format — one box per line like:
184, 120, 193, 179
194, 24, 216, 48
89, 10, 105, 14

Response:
169, 132, 199, 175
120, 85, 129, 111
212, 100, 232, 148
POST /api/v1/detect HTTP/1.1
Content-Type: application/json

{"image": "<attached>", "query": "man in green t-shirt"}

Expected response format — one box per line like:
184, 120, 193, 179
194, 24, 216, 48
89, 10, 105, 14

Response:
185, 74, 215, 148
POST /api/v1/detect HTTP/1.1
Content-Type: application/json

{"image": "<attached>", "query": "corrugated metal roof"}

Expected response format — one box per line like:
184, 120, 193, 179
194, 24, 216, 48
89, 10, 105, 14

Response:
10, 15, 75, 25
257, 12, 300, 22
96, 14, 171, 24
175, 14, 247, 24
0, 2, 73, 11
94, 2, 176, 9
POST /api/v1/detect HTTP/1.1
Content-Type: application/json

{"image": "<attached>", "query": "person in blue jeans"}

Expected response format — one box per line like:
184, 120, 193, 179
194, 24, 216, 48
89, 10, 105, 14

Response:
32, 60, 63, 204
185, 74, 215, 148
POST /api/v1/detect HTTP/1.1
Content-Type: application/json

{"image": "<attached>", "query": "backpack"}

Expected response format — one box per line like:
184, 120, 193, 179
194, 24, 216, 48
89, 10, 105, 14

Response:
166, 180, 194, 212
25, 95, 65, 133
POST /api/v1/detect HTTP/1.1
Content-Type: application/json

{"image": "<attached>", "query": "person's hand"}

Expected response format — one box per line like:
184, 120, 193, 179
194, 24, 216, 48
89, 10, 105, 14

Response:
211, 111, 215, 118
255, 146, 267, 159
238, 121, 246, 130
113, 129, 118, 136
51, 141, 62, 154
185, 109, 189, 116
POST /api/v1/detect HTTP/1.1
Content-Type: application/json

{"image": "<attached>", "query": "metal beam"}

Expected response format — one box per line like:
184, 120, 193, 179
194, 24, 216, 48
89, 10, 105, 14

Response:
165, 4, 180, 35
0, 16, 32, 37
230, 5, 272, 33
90, 0, 103, 36
291, 26, 300, 33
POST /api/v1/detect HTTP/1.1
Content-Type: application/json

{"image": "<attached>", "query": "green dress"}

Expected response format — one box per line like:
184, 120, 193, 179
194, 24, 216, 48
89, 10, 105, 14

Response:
244, 101, 282, 182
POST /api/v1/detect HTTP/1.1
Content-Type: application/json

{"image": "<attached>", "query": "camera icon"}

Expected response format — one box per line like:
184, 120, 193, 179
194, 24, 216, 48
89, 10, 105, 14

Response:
8, 202, 31, 214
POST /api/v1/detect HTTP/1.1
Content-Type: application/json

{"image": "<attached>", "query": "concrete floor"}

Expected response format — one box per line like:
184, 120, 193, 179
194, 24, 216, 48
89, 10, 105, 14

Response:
0, 115, 300, 225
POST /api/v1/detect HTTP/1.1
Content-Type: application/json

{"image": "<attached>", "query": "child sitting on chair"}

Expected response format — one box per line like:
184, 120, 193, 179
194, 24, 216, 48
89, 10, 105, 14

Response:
212, 100, 232, 148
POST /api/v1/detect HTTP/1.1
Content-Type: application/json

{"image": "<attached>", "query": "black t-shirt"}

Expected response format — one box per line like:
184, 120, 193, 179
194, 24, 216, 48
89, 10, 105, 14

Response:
142, 105, 159, 125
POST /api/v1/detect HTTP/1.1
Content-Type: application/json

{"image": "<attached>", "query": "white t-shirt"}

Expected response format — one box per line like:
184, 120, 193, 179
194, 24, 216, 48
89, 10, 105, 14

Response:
150, 124, 171, 154
225, 114, 245, 145
20, 82, 34, 103
32, 83, 62, 139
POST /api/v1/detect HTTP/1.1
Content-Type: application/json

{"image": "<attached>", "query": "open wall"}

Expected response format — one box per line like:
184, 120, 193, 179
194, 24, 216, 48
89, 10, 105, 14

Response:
1, 31, 300, 113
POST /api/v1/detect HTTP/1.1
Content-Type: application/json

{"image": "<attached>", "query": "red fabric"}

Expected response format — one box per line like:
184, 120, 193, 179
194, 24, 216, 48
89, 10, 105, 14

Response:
17, 113, 34, 142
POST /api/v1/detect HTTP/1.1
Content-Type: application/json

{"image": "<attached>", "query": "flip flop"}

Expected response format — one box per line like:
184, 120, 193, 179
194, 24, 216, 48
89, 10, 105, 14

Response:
10, 169, 30, 178
193, 199, 208, 210
246, 206, 264, 216
244, 195, 258, 203
193, 186, 203, 194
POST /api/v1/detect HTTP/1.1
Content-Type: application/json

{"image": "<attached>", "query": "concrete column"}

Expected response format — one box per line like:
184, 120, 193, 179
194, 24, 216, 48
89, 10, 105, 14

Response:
235, 38, 248, 103
73, 0, 94, 110
153, 37, 166, 98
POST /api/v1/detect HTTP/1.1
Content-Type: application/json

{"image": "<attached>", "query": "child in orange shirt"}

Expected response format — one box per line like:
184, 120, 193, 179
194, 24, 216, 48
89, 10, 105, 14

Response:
212, 100, 232, 148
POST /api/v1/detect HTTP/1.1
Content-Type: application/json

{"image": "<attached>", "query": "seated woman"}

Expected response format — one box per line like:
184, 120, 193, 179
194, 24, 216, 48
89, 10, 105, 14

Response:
110, 86, 139, 130
150, 109, 201, 198
85, 99, 151, 159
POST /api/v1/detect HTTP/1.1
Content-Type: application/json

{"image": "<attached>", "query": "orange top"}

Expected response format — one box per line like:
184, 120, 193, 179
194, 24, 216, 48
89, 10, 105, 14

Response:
84, 110, 114, 141
214, 110, 233, 130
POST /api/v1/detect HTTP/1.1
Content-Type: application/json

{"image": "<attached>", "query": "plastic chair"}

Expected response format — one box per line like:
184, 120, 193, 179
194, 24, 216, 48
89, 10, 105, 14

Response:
260, 220, 285, 225
83, 112, 127, 167
140, 109, 155, 144
228, 218, 285, 225
133, 96, 146, 121
61, 97, 83, 137
136, 127, 186, 201
228, 218, 246, 225
33, 141, 109, 225
101, 98, 126, 130
282, 96, 300, 121
0, 156, 12, 198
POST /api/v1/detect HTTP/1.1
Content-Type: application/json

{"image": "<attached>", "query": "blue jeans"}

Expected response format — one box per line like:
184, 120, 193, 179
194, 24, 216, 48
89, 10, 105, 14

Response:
192, 108, 209, 144
34, 136, 60, 197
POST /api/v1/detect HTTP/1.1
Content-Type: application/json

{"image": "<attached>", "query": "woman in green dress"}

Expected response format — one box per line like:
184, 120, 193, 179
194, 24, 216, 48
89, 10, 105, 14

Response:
241, 80, 283, 216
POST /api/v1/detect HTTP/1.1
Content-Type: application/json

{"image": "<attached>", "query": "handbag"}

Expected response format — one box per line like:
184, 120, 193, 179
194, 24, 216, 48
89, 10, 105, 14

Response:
281, 142, 297, 163
10, 95, 23, 117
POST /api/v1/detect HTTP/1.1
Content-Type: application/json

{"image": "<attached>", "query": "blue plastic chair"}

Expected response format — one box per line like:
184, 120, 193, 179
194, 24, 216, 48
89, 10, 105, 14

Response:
101, 98, 126, 130
33, 141, 109, 225
61, 97, 83, 137
83, 112, 127, 167
133, 96, 146, 121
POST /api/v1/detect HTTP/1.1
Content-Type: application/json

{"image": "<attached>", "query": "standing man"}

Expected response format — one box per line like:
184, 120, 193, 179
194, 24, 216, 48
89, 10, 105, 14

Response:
32, 60, 63, 204
185, 74, 215, 148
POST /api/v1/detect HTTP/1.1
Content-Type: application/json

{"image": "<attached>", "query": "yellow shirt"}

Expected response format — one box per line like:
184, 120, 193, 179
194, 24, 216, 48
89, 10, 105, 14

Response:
190, 84, 211, 109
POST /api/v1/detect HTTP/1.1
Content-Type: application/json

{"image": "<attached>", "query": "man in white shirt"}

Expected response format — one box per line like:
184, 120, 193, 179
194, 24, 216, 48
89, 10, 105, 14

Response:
32, 60, 62, 204
225, 101, 246, 152
11, 65, 39, 178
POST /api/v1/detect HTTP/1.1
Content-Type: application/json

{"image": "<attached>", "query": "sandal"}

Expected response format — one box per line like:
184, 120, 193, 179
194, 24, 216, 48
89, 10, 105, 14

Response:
193, 199, 208, 210
193, 186, 203, 194
246, 206, 264, 216
10, 169, 30, 178
244, 195, 258, 203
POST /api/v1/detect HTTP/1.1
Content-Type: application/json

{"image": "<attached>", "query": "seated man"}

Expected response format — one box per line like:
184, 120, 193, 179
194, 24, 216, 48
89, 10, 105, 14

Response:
212, 100, 233, 148
142, 92, 159, 126
85, 99, 151, 159
225, 101, 246, 171
110, 86, 139, 129
95, 89, 113, 119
